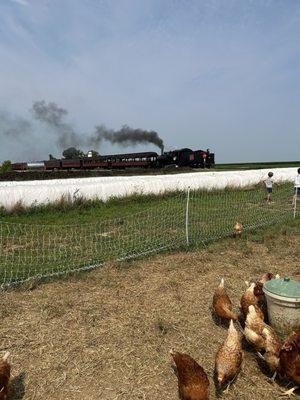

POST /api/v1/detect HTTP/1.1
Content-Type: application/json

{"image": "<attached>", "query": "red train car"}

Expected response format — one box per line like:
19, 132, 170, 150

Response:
44, 160, 61, 170
45, 159, 82, 170
11, 162, 28, 171
82, 152, 158, 169
82, 158, 108, 169
61, 159, 82, 169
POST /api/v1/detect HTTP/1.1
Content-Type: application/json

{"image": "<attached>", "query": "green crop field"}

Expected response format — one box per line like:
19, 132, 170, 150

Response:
0, 183, 298, 287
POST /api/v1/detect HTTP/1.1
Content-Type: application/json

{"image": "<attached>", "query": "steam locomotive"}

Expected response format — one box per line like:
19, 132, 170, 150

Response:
11, 148, 215, 171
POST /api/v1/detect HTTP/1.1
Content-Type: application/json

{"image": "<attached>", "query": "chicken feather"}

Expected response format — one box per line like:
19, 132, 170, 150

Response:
240, 283, 264, 320
213, 278, 237, 322
244, 305, 280, 353
279, 332, 300, 387
215, 320, 243, 391
0, 352, 10, 400
171, 350, 210, 400
260, 327, 282, 374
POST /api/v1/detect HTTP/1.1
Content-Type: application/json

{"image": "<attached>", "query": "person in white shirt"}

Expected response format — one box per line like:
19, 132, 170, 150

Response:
293, 168, 300, 205
264, 171, 274, 203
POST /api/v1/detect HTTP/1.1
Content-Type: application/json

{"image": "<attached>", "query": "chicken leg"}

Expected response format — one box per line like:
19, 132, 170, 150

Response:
268, 371, 277, 383
279, 386, 298, 398
256, 352, 277, 383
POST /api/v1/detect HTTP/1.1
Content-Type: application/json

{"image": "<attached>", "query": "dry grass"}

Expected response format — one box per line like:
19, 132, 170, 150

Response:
0, 228, 299, 399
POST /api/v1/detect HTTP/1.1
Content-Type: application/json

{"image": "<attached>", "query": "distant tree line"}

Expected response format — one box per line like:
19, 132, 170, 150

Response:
48, 148, 99, 160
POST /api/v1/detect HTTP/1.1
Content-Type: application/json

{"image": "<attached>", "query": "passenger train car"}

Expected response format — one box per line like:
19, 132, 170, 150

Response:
11, 148, 215, 171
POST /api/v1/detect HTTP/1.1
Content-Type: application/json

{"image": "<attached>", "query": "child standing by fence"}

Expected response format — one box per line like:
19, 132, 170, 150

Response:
264, 172, 274, 203
293, 168, 300, 206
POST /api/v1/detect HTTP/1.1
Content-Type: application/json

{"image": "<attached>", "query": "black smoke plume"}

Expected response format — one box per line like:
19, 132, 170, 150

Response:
0, 100, 164, 160
0, 111, 32, 138
31, 100, 82, 148
91, 124, 164, 150
32, 101, 164, 150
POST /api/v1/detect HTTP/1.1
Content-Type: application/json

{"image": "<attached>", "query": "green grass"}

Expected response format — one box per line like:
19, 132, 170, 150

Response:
0, 184, 298, 287
0, 191, 185, 225
215, 161, 300, 170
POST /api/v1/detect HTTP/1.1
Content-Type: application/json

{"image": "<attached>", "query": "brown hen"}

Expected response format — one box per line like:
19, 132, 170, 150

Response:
253, 273, 280, 320
213, 278, 237, 322
240, 283, 264, 320
234, 221, 243, 237
255, 272, 280, 301
215, 320, 243, 392
244, 305, 268, 350
257, 327, 282, 379
0, 352, 10, 400
259, 272, 279, 283
244, 305, 280, 354
279, 331, 300, 397
244, 272, 279, 289
253, 281, 265, 302
170, 350, 210, 400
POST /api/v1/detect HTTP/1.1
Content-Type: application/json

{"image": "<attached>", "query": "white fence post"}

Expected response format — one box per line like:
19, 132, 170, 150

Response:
185, 187, 191, 246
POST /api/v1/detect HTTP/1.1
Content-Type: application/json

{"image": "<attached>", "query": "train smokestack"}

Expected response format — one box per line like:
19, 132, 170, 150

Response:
161, 146, 164, 155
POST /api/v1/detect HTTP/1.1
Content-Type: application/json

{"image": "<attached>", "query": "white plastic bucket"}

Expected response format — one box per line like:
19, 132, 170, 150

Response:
263, 278, 300, 338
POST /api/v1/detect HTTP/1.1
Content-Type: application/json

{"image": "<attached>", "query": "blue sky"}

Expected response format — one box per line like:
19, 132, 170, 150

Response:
0, 0, 299, 162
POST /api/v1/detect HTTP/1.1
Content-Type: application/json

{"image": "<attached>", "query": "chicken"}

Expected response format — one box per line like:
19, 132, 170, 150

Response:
0, 352, 10, 400
244, 305, 268, 350
213, 278, 237, 322
244, 273, 279, 288
254, 273, 280, 320
257, 327, 282, 380
253, 281, 265, 302
254, 273, 280, 301
234, 221, 243, 236
259, 272, 279, 283
244, 305, 280, 354
279, 331, 300, 397
240, 283, 264, 320
215, 320, 243, 392
253, 281, 270, 321
170, 350, 209, 400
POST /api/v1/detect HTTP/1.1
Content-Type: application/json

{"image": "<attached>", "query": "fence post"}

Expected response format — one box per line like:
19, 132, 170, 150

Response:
294, 192, 298, 219
185, 187, 191, 246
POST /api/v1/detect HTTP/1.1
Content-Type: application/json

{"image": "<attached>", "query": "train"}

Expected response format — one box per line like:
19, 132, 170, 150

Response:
10, 148, 215, 171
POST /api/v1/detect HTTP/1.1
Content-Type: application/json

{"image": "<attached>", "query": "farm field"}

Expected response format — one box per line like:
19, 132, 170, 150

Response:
0, 220, 299, 400
2, 2, 300, 399
0, 183, 296, 286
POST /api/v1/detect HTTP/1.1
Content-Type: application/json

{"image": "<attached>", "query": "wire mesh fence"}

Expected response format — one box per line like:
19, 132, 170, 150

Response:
188, 184, 296, 245
0, 184, 298, 288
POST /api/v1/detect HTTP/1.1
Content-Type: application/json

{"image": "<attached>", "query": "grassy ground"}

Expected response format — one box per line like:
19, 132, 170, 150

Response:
0, 185, 297, 283
215, 161, 300, 170
0, 220, 299, 400
0, 184, 296, 285
0, 191, 185, 224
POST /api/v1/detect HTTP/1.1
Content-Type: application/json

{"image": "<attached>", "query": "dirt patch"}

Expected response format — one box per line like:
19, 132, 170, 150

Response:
0, 229, 299, 399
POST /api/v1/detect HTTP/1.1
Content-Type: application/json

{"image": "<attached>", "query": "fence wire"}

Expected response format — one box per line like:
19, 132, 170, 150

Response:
0, 185, 298, 288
